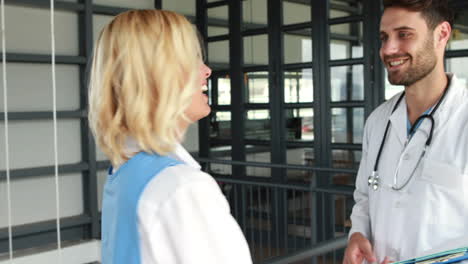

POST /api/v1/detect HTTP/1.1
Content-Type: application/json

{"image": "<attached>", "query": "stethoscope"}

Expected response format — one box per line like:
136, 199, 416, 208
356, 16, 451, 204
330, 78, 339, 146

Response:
368, 80, 450, 191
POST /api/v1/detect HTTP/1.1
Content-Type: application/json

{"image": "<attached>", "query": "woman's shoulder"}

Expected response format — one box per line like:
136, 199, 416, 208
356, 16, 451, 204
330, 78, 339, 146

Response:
138, 163, 222, 210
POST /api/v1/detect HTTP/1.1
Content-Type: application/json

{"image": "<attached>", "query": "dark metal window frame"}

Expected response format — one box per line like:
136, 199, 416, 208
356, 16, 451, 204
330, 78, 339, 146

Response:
196, 1, 468, 262
200, 1, 372, 178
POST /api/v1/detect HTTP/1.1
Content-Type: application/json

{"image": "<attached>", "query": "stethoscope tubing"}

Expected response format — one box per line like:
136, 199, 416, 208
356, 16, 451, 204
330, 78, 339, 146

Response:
392, 145, 427, 191
370, 78, 450, 191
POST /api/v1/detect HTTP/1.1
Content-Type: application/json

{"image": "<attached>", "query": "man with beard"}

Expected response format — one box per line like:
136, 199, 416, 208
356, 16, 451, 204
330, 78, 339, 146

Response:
343, 1, 468, 264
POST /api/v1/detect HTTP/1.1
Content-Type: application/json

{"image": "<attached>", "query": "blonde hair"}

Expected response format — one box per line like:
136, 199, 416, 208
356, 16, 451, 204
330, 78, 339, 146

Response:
88, 10, 201, 166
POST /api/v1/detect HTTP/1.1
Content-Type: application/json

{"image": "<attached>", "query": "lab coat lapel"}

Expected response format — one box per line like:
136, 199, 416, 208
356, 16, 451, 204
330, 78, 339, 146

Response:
389, 96, 408, 147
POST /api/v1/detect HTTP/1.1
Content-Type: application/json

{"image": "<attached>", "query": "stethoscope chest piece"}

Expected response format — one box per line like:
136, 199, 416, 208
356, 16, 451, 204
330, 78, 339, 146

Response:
368, 171, 379, 190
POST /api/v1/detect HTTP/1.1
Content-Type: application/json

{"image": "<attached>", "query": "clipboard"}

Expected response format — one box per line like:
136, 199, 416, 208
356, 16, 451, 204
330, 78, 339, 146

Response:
393, 247, 468, 264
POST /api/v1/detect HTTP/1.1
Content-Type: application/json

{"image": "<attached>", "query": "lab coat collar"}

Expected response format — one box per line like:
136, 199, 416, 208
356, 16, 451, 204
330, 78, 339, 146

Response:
388, 73, 464, 146
432, 73, 465, 128
168, 143, 202, 170
411, 73, 465, 138
123, 137, 201, 170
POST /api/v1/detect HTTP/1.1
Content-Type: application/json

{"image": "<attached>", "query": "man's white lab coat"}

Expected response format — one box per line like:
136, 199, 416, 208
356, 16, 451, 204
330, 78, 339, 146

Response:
349, 73, 468, 262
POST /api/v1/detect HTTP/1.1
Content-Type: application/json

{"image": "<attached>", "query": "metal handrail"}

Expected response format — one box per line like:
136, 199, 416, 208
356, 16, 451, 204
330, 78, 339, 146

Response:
263, 236, 348, 264
196, 157, 358, 174
214, 176, 355, 196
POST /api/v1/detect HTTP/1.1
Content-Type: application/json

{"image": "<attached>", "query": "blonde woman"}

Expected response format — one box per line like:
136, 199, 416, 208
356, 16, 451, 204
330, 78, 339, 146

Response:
89, 10, 252, 264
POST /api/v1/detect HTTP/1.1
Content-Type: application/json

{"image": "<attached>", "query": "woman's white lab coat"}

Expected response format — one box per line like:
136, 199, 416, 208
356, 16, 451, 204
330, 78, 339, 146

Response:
118, 140, 252, 264
349, 73, 468, 262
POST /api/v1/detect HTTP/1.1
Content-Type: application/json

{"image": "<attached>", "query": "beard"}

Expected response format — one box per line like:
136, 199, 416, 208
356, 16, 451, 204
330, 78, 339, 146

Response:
386, 35, 437, 86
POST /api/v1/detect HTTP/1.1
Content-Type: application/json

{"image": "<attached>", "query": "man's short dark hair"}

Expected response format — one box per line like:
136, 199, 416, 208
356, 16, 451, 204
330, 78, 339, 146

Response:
383, 0, 454, 29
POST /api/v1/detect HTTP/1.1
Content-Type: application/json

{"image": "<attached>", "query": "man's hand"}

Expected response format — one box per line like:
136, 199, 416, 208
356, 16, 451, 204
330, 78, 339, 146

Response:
343, 232, 377, 264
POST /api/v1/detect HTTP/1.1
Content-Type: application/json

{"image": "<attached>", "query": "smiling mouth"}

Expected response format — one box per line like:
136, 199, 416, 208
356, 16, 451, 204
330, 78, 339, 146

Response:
387, 58, 409, 69
201, 85, 208, 92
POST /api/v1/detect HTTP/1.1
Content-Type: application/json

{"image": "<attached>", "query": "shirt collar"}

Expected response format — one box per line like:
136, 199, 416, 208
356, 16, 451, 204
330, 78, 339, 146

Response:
406, 106, 433, 137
